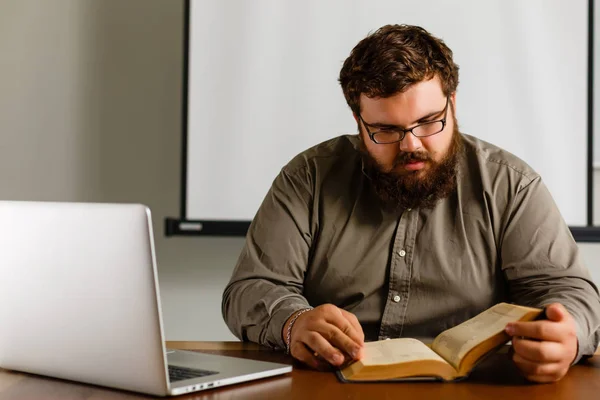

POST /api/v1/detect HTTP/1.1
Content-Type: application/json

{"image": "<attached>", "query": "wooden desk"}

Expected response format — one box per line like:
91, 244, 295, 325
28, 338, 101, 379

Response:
0, 342, 598, 399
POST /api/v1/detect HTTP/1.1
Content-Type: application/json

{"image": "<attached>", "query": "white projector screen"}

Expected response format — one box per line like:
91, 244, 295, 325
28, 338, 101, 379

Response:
184, 0, 588, 228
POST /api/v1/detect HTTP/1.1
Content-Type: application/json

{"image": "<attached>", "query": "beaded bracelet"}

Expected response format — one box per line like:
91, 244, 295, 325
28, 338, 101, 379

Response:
285, 308, 313, 355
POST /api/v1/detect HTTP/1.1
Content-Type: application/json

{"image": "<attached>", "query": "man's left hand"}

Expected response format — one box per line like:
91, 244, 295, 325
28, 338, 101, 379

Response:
505, 303, 578, 383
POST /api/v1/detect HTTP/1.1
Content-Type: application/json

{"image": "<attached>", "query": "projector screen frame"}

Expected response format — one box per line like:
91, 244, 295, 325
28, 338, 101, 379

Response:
166, 0, 600, 242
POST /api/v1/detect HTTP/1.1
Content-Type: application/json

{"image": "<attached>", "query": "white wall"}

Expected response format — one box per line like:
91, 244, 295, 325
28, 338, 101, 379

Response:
595, 0, 600, 165
0, 0, 598, 341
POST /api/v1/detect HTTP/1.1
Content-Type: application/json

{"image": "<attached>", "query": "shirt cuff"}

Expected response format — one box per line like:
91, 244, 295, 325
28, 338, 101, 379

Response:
572, 320, 596, 364
266, 301, 312, 350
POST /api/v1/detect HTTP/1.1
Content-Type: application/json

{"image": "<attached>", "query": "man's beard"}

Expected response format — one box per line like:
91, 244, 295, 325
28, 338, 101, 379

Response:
360, 123, 463, 212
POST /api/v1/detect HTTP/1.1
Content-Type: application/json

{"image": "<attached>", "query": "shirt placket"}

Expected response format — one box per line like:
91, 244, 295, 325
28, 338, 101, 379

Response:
378, 208, 416, 340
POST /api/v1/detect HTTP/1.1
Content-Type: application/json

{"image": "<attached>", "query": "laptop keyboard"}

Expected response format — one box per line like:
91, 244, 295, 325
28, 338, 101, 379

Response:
168, 365, 218, 382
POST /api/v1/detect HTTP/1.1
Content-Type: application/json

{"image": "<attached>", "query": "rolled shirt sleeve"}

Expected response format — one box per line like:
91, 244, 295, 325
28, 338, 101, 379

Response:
222, 166, 314, 349
500, 176, 600, 362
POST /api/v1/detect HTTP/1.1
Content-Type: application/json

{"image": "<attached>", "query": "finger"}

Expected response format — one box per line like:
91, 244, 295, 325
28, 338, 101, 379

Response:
545, 303, 570, 323
512, 336, 564, 363
339, 309, 365, 345
322, 307, 364, 353
505, 320, 567, 342
301, 330, 346, 366
319, 323, 364, 360
512, 353, 565, 382
290, 341, 331, 371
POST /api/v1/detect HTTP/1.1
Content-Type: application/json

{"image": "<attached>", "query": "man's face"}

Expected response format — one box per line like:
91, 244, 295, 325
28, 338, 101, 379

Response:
358, 76, 455, 176
356, 76, 461, 210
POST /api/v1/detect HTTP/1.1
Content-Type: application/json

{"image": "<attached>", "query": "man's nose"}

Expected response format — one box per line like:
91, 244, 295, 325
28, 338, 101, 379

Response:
399, 131, 422, 152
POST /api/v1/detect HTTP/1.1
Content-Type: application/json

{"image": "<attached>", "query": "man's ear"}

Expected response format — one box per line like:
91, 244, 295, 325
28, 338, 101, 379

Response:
450, 92, 457, 112
353, 113, 363, 137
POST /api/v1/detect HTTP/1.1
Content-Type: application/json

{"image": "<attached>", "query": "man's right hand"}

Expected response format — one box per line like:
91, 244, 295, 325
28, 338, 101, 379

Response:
283, 304, 365, 370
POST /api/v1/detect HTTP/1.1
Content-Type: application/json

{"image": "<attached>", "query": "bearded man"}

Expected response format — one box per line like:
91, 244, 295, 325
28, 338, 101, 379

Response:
222, 24, 600, 382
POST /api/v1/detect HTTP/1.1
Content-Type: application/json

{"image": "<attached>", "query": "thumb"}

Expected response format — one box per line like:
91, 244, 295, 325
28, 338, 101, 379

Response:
545, 303, 568, 322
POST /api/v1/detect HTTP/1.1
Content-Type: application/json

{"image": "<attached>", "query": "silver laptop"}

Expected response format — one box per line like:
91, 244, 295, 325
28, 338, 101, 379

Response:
0, 201, 292, 396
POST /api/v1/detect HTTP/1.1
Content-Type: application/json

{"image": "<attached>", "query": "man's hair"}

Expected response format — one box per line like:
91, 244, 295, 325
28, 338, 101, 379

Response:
339, 24, 459, 115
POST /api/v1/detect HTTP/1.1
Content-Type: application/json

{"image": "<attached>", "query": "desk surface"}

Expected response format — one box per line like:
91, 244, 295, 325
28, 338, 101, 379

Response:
1, 341, 599, 399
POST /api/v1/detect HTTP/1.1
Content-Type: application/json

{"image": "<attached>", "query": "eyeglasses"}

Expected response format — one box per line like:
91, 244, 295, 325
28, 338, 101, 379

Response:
358, 97, 450, 144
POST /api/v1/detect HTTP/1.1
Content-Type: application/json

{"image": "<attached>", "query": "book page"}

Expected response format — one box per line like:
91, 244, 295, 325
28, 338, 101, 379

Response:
431, 303, 535, 369
361, 338, 449, 366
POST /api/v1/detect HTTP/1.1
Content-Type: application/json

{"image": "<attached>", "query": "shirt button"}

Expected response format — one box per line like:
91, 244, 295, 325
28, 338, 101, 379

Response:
398, 250, 406, 257
393, 295, 401, 303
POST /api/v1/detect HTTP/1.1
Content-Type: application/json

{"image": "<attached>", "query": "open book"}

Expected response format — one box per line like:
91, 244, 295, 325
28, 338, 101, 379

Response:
338, 303, 543, 382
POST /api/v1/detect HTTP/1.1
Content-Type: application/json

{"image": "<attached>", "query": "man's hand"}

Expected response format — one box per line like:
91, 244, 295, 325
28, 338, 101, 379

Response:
283, 304, 364, 370
505, 303, 578, 383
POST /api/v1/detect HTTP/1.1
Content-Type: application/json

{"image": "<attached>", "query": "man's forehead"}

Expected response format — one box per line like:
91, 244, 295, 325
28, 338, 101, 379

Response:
359, 81, 447, 126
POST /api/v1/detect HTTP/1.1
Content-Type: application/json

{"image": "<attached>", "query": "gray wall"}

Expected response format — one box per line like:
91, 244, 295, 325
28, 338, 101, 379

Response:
0, 0, 237, 341
1, 0, 598, 341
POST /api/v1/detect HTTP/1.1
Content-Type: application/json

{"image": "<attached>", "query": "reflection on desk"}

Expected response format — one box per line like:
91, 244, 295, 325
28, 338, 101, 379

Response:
0, 341, 598, 399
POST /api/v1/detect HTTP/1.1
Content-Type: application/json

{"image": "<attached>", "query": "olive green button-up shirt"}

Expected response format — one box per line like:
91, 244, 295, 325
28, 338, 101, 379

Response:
222, 134, 600, 361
